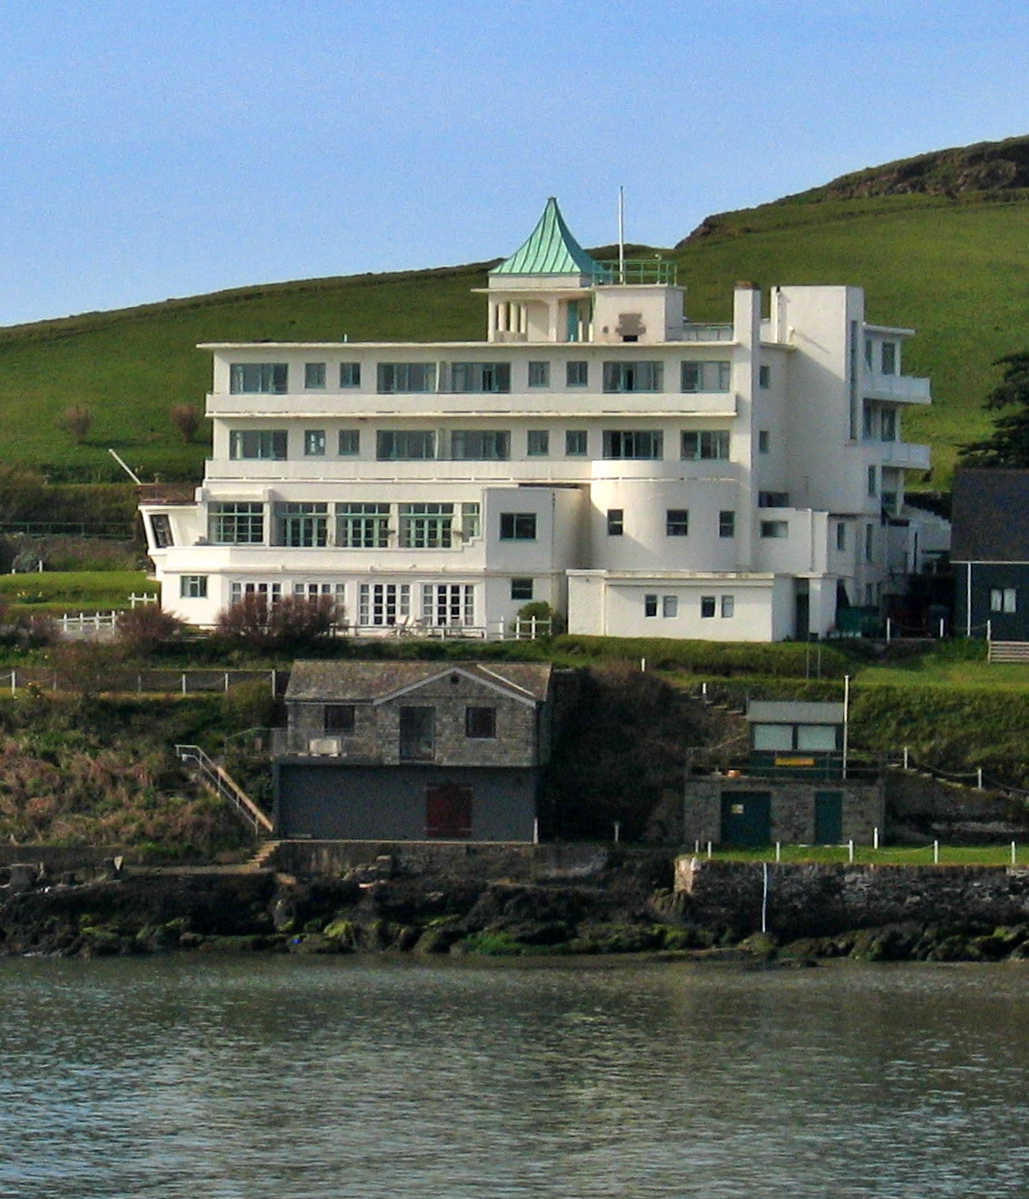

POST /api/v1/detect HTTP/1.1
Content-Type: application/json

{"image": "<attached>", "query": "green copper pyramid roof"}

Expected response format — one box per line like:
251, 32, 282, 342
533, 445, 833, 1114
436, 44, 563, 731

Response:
491, 197, 600, 277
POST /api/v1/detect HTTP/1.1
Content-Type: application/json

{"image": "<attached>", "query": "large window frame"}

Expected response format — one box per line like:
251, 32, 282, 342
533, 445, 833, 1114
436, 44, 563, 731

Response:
450, 430, 510, 460
275, 502, 328, 548
400, 503, 454, 549
602, 430, 663, 460
376, 430, 437, 460
681, 430, 730, 460
229, 430, 288, 460
229, 363, 288, 394
499, 512, 537, 540
209, 502, 264, 545
450, 362, 511, 393
377, 363, 437, 394
602, 361, 663, 393
336, 502, 390, 548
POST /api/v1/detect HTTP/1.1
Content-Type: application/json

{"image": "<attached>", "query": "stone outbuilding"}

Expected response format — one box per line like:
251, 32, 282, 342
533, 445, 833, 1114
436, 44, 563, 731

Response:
683, 700, 884, 846
273, 661, 552, 841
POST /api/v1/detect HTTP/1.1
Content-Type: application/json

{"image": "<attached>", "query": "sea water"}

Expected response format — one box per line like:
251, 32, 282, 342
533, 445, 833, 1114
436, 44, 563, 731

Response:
2, 955, 1028, 1198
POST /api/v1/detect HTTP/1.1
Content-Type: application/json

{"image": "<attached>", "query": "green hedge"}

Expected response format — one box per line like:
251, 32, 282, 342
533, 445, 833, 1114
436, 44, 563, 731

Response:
552, 635, 850, 678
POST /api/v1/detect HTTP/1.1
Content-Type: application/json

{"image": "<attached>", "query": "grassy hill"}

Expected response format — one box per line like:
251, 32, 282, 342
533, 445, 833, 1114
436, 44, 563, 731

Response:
4, 134, 1029, 485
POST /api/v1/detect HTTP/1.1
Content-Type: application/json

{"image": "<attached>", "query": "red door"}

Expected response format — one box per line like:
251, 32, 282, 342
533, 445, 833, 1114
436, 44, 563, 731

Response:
425, 784, 473, 839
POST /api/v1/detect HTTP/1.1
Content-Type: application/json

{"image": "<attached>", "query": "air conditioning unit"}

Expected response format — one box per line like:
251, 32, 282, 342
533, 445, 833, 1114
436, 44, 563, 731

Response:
307, 737, 342, 756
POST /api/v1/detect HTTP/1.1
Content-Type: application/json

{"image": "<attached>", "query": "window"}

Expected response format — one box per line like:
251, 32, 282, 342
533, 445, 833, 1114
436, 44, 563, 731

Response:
229, 430, 287, 460
701, 596, 716, 618
836, 522, 847, 552
304, 362, 326, 389
231, 581, 281, 605
758, 491, 789, 508
881, 409, 897, 441
210, 502, 264, 544
882, 491, 897, 515
180, 575, 207, 599
422, 583, 474, 626
867, 465, 878, 497
400, 503, 453, 548
863, 405, 876, 440
528, 361, 550, 387
527, 429, 550, 457
358, 582, 410, 626
666, 509, 689, 537
644, 594, 658, 617
275, 502, 328, 547
465, 707, 496, 739
607, 509, 624, 536
662, 595, 678, 618
759, 365, 771, 389
881, 341, 897, 375
500, 512, 537, 540
376, 430, 436, 460
758, 430, 770, 454
681, 361, 731, 392
450, 430, 510, 460
293, 582, 345, 608
602, 430, 663, 459
451, 362, 511, 393
229, 363, 287, 393
337, 502, 390, 548
865, 523, 874, 562
377, 363, 436, 393
719, 510, 736, 538
565, 430, 588, 456
864, 338, 873, 369
681, 430, 730, 460
566, 361, 588, 387
340, 362, 361, 388
991, 588, 1018, 613
324, 704, 355, 734
338, 429, 360, 456
304, 429, 326, 457
399, 706, 435, 761
511, 578, 534, 601
602, 361, 663, 392
149, 514, 173, 548
461, 503, 480, 539
721, 595, 735, 618
761, 520, 789, 539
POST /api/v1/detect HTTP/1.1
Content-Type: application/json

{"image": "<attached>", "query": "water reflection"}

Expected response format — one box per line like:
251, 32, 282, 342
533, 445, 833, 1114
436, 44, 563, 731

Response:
2, 958, 1029, 1198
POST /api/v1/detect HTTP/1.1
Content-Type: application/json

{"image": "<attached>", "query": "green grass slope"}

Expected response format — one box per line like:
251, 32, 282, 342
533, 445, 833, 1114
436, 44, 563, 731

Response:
4, 135, 1029, 484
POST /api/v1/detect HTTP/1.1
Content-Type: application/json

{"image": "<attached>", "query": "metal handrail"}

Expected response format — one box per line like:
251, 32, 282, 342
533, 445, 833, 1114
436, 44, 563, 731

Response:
175, 743, 273, 833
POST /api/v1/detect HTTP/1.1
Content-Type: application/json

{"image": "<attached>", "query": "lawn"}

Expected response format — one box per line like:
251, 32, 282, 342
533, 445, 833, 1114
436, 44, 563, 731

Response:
693, 843, 1025, 866
0, 570, 154, 614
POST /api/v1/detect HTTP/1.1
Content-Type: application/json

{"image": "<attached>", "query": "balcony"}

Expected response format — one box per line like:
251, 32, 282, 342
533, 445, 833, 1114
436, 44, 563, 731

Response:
875, 441, 931, 470
594, 259, 678, 286
864, 374, 932, 404
681, 324, 735, 343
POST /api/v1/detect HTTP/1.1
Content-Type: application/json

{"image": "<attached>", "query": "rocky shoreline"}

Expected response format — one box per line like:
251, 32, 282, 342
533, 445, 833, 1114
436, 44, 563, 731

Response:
4, 851, 1029, 964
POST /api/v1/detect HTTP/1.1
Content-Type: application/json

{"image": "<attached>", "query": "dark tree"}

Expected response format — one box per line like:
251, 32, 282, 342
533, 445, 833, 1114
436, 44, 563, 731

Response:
170, 404, 203, 445
959, 352, 1029, 466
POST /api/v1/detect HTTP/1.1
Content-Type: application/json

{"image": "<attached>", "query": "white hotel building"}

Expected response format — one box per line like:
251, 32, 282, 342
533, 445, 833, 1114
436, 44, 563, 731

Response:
139, 198, 939, 641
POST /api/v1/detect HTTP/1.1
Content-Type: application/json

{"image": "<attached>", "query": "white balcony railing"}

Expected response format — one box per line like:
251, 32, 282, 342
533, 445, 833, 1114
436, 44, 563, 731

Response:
863, 374, 932, 404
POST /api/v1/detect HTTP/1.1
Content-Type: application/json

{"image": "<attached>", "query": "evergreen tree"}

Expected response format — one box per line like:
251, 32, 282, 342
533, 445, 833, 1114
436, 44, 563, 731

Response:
959, 352, 1029, 466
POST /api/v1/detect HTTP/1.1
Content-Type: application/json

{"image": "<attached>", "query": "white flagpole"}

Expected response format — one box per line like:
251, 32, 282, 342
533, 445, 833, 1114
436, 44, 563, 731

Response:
618, 186, 625, 283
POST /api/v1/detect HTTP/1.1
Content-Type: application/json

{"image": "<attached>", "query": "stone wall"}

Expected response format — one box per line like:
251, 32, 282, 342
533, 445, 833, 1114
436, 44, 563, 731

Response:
675, 857, 1029, 938
886, 771, 1029, 843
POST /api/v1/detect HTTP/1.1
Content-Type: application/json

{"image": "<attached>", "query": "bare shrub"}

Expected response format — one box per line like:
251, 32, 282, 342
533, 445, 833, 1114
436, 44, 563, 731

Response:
116, 605, 186, 655
59, 405, 92, 445
170, 404, 204, 445
215, 593, 338, 652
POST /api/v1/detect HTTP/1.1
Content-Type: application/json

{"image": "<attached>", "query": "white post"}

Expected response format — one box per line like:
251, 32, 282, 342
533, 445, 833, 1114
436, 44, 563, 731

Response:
181, 673, 187, 696
775, 841, 781, 863
848, 839, 854, 863
939, 617, 945, 639
10, 669, 15, 696
640, 657, 646, 672
934, 840, 940, 864
842, 674, 850, 780
903, 746, 909, 770
987, 619, 992, 642
873, 826, 879, 850
224, 672, 229, 692
702, 681, 708, 699
966, 561, 973, 638
977, 768, 983, 790
533, 818, 539, 846
707, 841, 712, 859
886, 617, 892, 642
694, 839, 700, 854
613, 821, 621, 844
1012, 841, 1017, 865
761, 861, 769, 934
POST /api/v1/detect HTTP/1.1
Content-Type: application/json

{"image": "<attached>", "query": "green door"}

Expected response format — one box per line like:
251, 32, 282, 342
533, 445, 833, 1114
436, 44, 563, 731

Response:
720, 791, 772, 847
814, 790, 843, 844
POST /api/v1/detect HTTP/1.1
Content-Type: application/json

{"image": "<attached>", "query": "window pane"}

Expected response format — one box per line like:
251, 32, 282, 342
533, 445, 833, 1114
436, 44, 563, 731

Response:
666, 509, 689, 536
376, 430, 436, 460
753, 724, 793, 751
527, 430, 549, 456
528, 361, 550, 387
602, 430, 663, 459
340, 362, 361, 388
565, 430, 588, 456
566, 361, 588, 387
304, 362, 326, 389
304, 429, 326, 456
500, 512, 537, 540
338, 429, 360, 456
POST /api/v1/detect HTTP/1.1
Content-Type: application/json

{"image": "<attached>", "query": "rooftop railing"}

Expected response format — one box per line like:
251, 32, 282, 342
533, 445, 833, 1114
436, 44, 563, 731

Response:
594, 260, 679, 286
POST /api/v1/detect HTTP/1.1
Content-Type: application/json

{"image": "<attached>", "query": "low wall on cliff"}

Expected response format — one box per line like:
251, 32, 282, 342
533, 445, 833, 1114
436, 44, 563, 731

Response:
675, 857, 1029, 937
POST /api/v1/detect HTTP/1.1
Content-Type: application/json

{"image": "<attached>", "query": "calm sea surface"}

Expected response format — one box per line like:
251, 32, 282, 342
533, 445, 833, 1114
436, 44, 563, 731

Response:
2, 955, 1028, 1198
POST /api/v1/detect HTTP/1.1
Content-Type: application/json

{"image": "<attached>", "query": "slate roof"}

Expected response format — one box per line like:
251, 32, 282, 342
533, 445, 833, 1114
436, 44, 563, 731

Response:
951, 469, 1029, 561
285, 661, 553, 704
490, 197, 601, 277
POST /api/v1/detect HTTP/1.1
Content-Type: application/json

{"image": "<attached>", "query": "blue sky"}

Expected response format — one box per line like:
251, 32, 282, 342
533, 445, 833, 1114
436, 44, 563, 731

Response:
2, 0, 1028, 327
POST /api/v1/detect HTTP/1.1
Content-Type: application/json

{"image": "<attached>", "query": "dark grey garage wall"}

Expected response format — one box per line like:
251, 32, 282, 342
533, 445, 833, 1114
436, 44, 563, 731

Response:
274, 764, 537, 841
